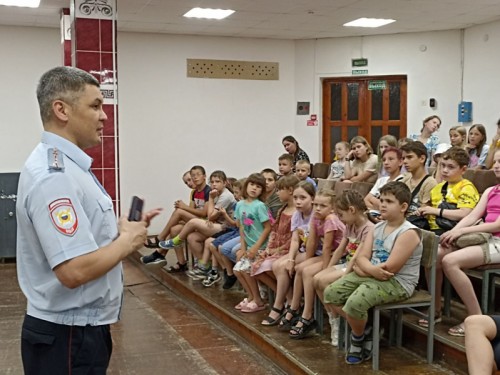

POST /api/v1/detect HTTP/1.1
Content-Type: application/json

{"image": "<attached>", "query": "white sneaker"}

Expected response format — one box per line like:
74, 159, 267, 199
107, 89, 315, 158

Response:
330, 317, 340, 347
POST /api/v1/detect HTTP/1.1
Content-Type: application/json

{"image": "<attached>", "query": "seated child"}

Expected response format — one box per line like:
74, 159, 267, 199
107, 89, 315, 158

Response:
399, 141, 437, 229
314, 190, 374, 346
466, 124, 489, 169
364, 146, 404, 213
295, 159, 317, 190
285, 189, 345, 339
449, 126, 467, 149
251, 175, 300, 318
261, 168, 284, 220
416, 146, 479, 327
159, 170, 236, 273
140, 165, 210, 269
199, 179, 244, 288
343, 136, 378, 184
181, 170, 196, 189
278, 153, 294, 178
485, 119, 500, 169
324, 181, 422, 365
233, 173, 272, 313
327, 141, 350, 181
376, 135, 398, 177
439, 149, 500, 336
268, 181, 315, 328
431, 143, 452, 183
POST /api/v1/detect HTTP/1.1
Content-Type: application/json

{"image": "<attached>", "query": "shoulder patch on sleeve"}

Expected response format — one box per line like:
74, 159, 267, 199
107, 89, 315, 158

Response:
49, 198, 78, 236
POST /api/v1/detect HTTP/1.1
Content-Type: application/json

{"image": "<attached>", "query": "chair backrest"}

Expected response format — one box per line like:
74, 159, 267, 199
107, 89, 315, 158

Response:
469, 169, 498, 194
351, 182, 374, 197
312, 162, 330, 179
317, 178, 336, 192
463, 168, 475, 182
420, 229, 438, 269
334, 181, 353, 197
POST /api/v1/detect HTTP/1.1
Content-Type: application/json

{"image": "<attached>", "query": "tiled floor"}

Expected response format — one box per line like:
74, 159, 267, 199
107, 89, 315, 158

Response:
1, 251, 468, 375
0, 260, 283, 375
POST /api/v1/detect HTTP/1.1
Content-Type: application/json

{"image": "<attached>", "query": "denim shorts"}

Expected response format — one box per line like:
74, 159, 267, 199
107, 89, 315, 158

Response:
220, 236, 241, 263
212, 227, 239, 248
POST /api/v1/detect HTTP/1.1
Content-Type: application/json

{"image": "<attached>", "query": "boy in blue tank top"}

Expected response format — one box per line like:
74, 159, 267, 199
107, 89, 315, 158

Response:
324, 181, 422, 365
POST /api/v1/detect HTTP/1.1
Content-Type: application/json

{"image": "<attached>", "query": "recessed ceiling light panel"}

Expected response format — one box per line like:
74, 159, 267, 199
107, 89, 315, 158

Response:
344, 18, 395, 28
0, 0, 40, 7
183, 7, 235, 20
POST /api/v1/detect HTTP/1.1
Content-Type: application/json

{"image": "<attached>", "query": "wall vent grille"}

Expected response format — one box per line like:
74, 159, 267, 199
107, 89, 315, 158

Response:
187, 59, 279, 80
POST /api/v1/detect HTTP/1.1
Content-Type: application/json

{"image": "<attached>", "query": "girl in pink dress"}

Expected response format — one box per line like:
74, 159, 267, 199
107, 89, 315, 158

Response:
252, 175, 299, 287
440, 149, 500, 336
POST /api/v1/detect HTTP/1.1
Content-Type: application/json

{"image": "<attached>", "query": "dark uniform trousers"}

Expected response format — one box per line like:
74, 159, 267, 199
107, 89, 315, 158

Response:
21, 314, 112, 375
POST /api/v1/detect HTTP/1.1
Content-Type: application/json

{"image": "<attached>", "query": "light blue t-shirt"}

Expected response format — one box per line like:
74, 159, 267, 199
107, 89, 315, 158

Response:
409, 133, 440, 167
17, 131, 122, 326
235, 199, 269, 249
305, 176, 318, 191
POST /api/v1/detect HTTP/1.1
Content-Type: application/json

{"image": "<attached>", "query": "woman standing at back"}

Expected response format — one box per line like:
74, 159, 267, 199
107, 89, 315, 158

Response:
409, 115, 441, 167
282, 135, 310, 168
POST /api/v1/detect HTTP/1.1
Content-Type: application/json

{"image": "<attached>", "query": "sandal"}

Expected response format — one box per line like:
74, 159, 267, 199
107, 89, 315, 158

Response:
235, 298, 249, 310
166, 262, 188, 273
345, 334, 365, 365
241, 301, 266, 313
261, 306, 285, 326
144, 235, 161, 249
289, 317, 317, 339
362, 326, 373, 360
448, 323, 465, 337
278, 307, 301, 331
417, 311, 442, 328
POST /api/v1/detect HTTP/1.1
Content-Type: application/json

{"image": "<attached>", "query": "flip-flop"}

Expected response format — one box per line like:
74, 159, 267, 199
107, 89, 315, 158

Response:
241, 301, 266, 313
234, 298, 249, 310
448, 323, 465, 337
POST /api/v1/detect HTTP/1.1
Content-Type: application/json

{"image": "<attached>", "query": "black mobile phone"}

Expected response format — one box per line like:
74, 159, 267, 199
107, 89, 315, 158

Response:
128, 196, 144, 221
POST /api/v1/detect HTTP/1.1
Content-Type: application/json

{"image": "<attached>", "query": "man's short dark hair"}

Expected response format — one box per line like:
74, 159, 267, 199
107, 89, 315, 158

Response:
37, 66, 100, 123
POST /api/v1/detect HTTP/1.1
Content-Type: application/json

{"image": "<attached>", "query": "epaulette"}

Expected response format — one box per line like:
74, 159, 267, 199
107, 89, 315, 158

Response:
47, 148, 65, 171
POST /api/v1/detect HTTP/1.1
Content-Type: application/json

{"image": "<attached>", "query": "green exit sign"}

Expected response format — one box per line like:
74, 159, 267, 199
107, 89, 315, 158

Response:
368, 80, 387, 90
352, 58, 368, 67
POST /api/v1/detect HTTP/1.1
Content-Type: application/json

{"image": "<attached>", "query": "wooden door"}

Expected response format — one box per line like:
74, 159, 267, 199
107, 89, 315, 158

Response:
322, 76, 407, 162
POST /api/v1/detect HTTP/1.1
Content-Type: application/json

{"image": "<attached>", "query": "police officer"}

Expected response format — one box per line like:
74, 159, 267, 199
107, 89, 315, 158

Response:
16, 66, 160, 374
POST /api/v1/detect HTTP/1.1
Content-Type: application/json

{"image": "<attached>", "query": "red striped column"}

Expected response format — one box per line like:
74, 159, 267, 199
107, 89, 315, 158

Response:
70, 0, 120, 214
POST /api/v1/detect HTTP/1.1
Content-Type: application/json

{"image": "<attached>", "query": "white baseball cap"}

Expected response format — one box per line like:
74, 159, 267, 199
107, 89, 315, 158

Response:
434, 143, 452, 161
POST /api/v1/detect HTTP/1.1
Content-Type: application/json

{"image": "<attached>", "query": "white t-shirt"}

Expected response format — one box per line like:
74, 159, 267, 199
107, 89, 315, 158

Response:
369, 174, 405, 198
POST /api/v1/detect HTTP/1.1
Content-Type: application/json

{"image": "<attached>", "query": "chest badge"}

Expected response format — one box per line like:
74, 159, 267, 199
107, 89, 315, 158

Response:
49, 198, 78, 236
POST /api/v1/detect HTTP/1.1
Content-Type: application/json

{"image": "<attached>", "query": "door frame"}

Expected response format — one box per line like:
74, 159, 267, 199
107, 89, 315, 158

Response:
321, 75, 407, 162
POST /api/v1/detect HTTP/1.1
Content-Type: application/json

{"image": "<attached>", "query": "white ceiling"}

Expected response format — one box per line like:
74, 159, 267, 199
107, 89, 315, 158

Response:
1, 0, 500, 39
